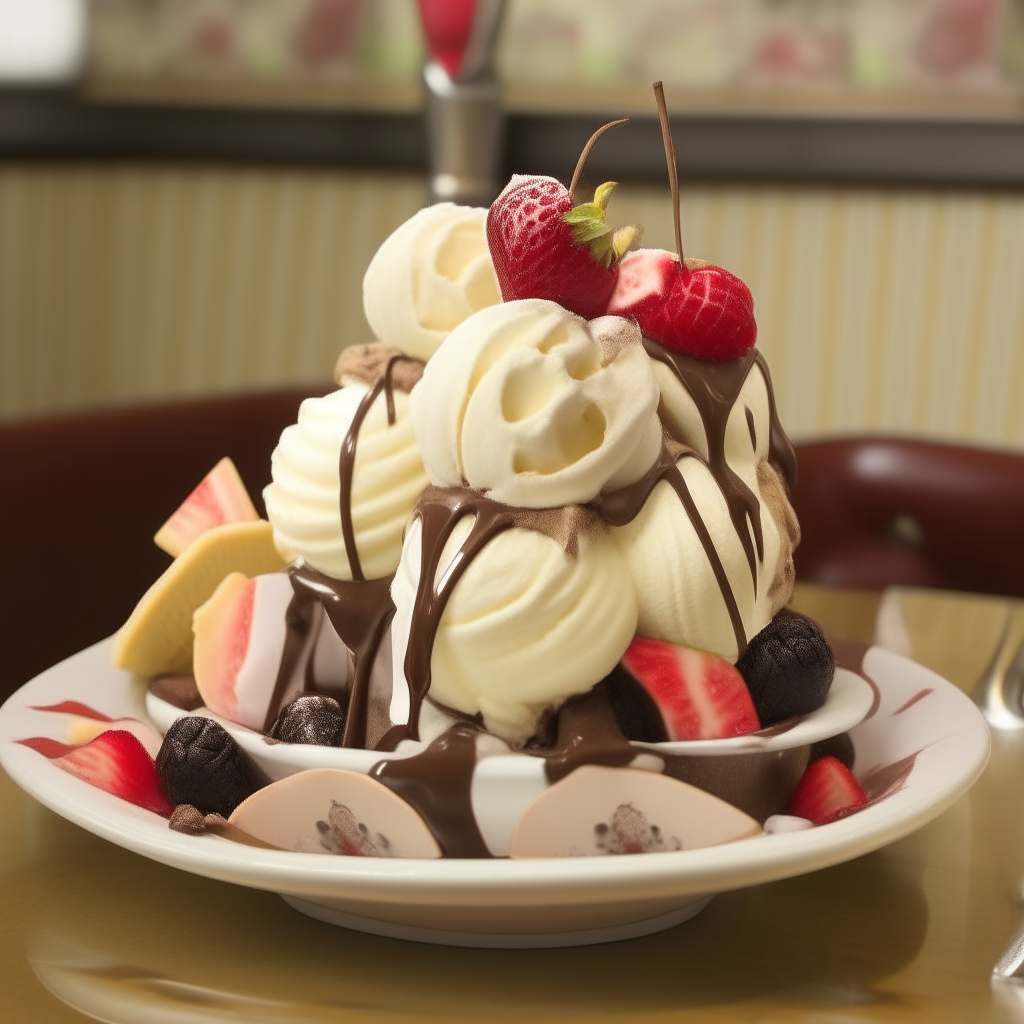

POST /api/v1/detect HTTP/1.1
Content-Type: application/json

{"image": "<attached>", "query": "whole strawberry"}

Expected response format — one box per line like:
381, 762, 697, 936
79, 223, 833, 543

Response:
608, 249, 756, 362
487, 175, 637, 320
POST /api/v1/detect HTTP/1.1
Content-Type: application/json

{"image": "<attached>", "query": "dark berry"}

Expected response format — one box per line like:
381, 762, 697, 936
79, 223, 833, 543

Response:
809, 731, 855, 770
736, 613, 835, 727
602, 665, 669, 743
156, 716, 266, 817
269, 694, 346, 746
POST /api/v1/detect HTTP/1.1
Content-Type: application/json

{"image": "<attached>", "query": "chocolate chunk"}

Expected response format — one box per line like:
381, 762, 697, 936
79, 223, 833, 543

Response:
809, 731, 855, 770
737, 613, 835, 727
601, 667, 669, 744
156, 717, 266, 817
269, 694, 346, 746
168, 803, 207, 835
149, 675, 205, 712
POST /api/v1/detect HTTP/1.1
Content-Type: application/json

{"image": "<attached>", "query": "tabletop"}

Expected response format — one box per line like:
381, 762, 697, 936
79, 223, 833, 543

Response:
3, 582, 1024, 1024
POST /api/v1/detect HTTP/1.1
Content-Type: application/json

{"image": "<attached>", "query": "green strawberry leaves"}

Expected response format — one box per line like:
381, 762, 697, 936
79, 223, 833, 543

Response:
562, 181, 639, 269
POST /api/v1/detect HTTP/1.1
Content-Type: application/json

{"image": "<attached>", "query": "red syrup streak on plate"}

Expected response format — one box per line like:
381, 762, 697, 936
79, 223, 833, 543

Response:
893, 689, 934, 715
16, 736, 77, 758
29, 701, 113, 721
417, 0, 477, 78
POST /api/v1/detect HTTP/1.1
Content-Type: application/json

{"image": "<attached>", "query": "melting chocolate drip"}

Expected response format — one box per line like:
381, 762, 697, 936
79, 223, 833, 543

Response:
591, 343, 799, 657
263, 352, 411, 740
370, 724, 491, 857
645, 342, 768, 583
542, 684, 639, 783
337, 354, 417, 583
592, 445, 748, 658
536, 683, 804, 821
277, 564, 396, 749
263, 580, 321, 733
377, 487, 519, 749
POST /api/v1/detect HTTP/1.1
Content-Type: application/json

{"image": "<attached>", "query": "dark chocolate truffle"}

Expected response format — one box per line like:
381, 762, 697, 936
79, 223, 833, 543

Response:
269, 694, 346, 746
736, 613, 835, 727
156, 716, 266, 817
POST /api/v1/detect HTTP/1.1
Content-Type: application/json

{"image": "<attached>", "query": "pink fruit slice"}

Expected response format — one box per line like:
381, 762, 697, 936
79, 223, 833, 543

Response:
229, 768, 442, 857
192, 571, 345, 731
18, 731, 174, 816
786, 755, 867, 825
192, 572, 255, 725
620, 636, 760, 740
154, 457, 259, 558
509, 766, 760, 858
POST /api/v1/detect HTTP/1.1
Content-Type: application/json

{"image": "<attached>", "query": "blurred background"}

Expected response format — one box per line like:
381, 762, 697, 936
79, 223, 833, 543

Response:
1, 0, 1023, 449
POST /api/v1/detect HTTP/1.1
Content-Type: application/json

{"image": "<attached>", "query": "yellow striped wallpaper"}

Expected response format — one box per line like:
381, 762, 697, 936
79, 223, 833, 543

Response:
2, 164, 1022, 451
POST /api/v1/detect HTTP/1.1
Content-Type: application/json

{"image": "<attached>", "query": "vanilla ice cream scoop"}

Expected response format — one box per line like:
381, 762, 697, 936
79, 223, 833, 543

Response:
612, 349, 799, 662
390, 504, 638, 746
264, 385, 429, 581
410, 299, 663, 508
363, 203, 501, 361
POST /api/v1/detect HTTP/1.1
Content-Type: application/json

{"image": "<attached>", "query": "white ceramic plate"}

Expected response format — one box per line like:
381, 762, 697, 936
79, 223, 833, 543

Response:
0, 638, 990, 948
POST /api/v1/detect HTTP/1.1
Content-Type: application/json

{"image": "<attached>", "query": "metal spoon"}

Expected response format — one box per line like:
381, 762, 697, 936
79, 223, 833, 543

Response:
973, 605, 1024, 731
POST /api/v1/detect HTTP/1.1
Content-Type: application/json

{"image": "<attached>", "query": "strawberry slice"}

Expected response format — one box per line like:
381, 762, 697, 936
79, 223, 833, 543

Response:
619, 636, 760, 741
18, 730, 174, 817
607, 249, 756, 362
786, 755, 867, 825
487, 175, 637, 320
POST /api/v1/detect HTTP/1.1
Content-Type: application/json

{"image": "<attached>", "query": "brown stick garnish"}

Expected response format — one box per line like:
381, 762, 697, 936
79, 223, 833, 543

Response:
652, 81, 684, 264
568, 118, 630, 201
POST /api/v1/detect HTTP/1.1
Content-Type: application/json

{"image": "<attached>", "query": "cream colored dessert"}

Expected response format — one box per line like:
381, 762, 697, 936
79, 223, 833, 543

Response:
410, 298, 663, 508
363, 203, 501, 361
614, 354, 800, 662
264, 385, 428, 582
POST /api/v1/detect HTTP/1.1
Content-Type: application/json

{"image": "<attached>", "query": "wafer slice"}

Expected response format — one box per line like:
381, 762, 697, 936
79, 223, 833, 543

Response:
112, 520, 287, 678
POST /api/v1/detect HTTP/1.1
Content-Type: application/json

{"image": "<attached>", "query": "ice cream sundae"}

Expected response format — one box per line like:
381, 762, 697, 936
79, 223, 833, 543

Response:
21, 86, 875, 859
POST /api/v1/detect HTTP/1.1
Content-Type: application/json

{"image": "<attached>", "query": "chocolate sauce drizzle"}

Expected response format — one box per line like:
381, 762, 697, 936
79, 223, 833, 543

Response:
370, 724, 490, 857
593, 445, 749, 658
260, 355, 418, 742
338, 354, 417, 582
592, 343, 796, 659
374, 487, 521, 750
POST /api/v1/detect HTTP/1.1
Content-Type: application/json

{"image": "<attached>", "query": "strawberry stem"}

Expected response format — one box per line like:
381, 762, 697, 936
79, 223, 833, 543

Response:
568, 118, 630, 201
652, 81, 684, 264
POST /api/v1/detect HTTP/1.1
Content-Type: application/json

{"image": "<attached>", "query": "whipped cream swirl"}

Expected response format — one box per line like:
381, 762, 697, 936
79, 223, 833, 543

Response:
363, 203, 501, 361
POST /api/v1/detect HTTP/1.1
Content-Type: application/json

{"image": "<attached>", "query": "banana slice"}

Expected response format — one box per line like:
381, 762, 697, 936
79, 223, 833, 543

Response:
112, 520, 287, 678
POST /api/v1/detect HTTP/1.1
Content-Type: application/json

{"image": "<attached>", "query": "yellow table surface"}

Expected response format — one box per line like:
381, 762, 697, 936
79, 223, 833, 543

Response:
3, 583, 1024, 1024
